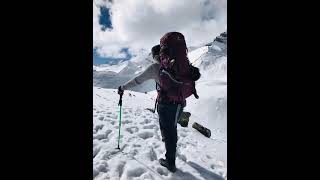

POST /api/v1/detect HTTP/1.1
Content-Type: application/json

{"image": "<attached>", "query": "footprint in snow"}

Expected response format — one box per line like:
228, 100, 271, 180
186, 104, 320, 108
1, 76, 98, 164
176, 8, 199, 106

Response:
93, 133, 106, 140
116, 161, 126, 178
138, 131, 154, 139
179, 132, 187, 138
154, 131, 161, 141
95, 160, 108, 173
93, 129, 112, 141
177, 142, 187, 149
101, 139, 108, 143
93, 145, 101, 158
93, 168, 99, 179
134, 109, 143, 116
122, 120, 133, 124
143, 124, 156, 129
126, 127, 139, 134
153, 143, 160, 149
94, 124, 104, 131
123, 115, 131, 119
149, 147, 157, 161
156, 167, 168, 176
140, 119, 152, 125
133, 144, 141, 148
177, 153, 187, 162
126, 167, 146, 177
180, 128, 189, 133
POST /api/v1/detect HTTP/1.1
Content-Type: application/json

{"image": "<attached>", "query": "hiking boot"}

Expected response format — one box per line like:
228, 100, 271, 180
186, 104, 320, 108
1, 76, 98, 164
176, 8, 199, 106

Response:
159, 158, 176, 172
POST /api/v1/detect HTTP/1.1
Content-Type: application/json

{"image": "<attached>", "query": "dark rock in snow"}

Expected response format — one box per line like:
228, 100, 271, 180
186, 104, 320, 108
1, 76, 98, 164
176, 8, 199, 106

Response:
192, 122, 211, 138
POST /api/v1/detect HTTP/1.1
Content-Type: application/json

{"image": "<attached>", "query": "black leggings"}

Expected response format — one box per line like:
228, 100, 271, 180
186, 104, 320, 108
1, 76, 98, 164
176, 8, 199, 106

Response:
157, 102, 183, 164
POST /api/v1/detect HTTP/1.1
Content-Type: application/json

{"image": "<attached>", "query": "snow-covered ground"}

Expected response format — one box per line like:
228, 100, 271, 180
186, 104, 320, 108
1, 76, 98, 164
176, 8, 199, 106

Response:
93, 88, 226, 180
93, 32, 227, 179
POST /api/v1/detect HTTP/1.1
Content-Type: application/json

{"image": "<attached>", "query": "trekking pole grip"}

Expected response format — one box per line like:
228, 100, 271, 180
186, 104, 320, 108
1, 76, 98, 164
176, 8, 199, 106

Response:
118, 94, 123, 106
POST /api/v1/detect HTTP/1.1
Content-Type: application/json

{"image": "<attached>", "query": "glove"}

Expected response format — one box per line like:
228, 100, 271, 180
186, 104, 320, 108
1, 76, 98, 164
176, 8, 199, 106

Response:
118, 86, 124, 96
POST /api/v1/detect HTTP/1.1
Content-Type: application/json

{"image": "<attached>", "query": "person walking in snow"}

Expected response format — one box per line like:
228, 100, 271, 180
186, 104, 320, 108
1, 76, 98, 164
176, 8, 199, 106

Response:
118, 32, 200, 173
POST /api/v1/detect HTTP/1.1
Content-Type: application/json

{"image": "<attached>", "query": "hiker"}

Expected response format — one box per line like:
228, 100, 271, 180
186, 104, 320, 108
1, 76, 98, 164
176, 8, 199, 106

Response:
118, 32, 200, 173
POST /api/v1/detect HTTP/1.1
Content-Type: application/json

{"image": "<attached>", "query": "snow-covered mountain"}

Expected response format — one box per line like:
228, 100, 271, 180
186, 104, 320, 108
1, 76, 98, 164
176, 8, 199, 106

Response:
184, 31, 227, 152
93, 31, 227, 92
93, 31, 227, 180
93, 53, 155, 92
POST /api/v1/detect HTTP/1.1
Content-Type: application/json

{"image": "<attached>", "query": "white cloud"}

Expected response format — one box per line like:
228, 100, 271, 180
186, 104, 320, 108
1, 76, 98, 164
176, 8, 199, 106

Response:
93, 0, 227, 59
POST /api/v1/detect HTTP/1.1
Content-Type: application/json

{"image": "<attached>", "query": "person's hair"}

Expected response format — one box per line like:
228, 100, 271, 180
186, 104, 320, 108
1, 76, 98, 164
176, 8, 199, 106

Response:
151, 44, 161, 63
151, 44, 160, 58
153, 55, 160, 63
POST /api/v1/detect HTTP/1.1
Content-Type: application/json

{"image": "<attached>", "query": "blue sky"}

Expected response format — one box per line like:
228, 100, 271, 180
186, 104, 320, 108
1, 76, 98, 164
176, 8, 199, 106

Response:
99, 6, 112, 30
93, 0, 227, 65
93, 6, 131, 65
93, 48, 131, 65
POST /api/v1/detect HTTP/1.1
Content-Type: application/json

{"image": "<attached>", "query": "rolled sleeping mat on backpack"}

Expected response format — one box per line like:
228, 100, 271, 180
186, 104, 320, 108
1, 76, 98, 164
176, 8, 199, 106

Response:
192, 122, 211, 138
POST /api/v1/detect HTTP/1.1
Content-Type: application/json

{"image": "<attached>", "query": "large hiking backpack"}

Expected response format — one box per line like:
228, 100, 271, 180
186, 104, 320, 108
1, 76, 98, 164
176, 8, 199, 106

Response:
156, 32, 200, 104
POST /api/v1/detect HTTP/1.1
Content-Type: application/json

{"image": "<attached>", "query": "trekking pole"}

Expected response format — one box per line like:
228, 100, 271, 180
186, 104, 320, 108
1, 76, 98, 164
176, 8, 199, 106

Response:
190, 53, 205, 66
116, 92, 123, 149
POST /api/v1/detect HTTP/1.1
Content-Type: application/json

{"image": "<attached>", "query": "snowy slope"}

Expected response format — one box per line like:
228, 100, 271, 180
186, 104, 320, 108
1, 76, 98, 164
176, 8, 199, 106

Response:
94, 61, 129, 73
93, 87, 227, 180
186, 31, 227, 142
93, 31, 227, 180
93, 54, 155, 92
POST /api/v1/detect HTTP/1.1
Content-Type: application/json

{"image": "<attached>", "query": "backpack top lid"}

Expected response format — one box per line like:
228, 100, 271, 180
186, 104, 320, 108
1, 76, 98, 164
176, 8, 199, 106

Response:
160, 32, 187, 54
159, 32, 189, 74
